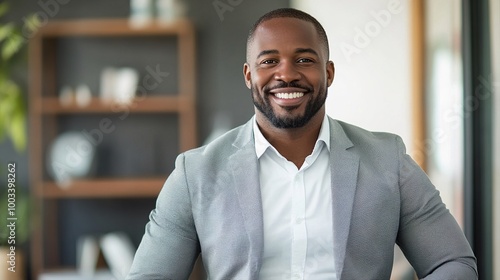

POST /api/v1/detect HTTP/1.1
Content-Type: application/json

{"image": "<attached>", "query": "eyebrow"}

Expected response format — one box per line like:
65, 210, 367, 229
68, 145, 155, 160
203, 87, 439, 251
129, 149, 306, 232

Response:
295, 48, 318, 56
256, 48, 319, 59
257, 49, 279, 59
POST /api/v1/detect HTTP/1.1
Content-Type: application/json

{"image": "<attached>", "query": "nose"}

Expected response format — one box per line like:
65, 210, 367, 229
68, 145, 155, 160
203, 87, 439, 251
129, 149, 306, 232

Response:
274, 60, 301, 83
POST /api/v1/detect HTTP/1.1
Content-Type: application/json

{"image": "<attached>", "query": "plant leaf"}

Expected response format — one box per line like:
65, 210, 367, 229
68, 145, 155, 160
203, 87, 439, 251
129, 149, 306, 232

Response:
4, 82, 26, 151
9, 107, 26, 152
0, 81, 15, 117
0, 23, 15, 44
0, 80, 26, 151
24, 14, 42, 35
0, 105, 5, 141
0, 2, 9, 18
2, 32, 24, 61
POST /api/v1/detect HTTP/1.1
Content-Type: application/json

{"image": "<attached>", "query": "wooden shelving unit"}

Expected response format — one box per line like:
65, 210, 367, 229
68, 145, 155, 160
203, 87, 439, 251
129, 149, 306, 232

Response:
38, 178, 166, 198
28, 19, 197, 278
38, 96, 193, 114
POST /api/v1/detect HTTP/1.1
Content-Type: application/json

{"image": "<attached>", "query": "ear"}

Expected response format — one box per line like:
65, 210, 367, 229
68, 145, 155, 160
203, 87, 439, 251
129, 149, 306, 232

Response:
243, 63, 252, 89
326, 61, 335, 86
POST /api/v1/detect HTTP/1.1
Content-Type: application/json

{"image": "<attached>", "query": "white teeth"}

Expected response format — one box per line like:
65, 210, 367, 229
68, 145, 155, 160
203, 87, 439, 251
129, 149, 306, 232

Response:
275, 92, 304, 99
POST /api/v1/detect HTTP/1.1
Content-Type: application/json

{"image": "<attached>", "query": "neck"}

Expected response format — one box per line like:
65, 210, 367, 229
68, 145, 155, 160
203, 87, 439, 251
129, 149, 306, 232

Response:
256, 109, 325, 168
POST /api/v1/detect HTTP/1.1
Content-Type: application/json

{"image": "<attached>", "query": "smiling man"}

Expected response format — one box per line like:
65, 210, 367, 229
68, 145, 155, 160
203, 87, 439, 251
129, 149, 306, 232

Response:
127, 8, 477, 280
244, 13, 334, 169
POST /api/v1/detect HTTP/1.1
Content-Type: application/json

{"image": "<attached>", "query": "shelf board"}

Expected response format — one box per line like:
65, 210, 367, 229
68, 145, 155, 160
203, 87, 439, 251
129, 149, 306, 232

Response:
39, 96, 192, 114
39, 177, 165, 198
39, 18, 194, 37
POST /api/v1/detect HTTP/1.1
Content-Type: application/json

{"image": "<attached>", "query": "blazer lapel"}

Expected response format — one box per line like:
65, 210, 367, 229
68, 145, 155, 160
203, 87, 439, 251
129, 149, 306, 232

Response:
328, 118, 360, 278
228, 119, 264, 277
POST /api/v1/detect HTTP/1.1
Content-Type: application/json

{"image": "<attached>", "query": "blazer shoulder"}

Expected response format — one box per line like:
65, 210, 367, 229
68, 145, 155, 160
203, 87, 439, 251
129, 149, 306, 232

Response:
333, 119, 401, 144
331, 118, 406, 160
177, 120, 254, 190
182, 120, 252, 165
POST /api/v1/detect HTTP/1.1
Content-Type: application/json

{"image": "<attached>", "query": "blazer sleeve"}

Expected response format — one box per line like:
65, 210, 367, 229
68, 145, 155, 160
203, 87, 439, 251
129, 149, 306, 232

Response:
394, 136, 477, 279
126, 154, 200, 280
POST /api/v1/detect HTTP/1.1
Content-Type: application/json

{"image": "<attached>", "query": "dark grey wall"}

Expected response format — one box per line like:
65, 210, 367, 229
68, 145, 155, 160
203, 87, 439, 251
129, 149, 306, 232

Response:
1, 0, 290, 276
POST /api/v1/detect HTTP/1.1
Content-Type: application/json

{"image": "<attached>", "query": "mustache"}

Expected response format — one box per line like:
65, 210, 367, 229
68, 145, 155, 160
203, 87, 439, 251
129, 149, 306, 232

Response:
263, 81, 313, 94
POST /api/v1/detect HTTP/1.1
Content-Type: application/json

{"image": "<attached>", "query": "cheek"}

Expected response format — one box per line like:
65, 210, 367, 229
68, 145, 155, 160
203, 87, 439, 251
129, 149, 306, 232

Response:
252, 69, 274, 87
304, 68, 326, 83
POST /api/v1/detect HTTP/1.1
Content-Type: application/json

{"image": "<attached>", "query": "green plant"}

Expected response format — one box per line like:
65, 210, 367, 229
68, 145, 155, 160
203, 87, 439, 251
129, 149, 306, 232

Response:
0, 2, 39, 247
0, 2, 38, 152
0, 189, 31, 246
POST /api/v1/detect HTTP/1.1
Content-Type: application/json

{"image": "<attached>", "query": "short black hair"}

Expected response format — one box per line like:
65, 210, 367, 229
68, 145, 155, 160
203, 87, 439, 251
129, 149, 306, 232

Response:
246, 8, 329, 59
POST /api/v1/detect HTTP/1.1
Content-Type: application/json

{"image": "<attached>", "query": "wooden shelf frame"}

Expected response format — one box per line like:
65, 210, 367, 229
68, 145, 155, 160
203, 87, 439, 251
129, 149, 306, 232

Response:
38, 96, 194, 114
39, 19, 195, 37
38, 177, 165, 198
28, 18, 197, 278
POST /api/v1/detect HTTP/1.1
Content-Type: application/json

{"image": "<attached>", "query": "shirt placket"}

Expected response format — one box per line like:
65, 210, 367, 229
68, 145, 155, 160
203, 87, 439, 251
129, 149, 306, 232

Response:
290, 169, 307, 280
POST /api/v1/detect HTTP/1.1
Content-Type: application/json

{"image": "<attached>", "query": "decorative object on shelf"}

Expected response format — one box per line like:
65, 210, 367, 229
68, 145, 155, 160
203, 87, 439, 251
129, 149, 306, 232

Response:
47, 131, 96, 188
156, 0, 187, 23
58, 85, 74, 107
99, 67, 116, 102
130, 0, 154, 27
75, 232, 135, 280
99, 232, 136, 280
130, 0, 187, 27
77, 235, 100, 277
114, 68, 139, 104
99, 67, 139, 105
75, 84, 92, 107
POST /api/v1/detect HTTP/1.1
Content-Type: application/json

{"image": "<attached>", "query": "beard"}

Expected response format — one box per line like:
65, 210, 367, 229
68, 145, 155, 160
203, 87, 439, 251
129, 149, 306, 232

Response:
252, 81, 327, 129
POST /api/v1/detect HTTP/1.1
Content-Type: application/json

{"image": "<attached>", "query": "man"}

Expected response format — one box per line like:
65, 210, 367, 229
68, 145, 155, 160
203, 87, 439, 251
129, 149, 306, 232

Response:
127, 8, 477, 279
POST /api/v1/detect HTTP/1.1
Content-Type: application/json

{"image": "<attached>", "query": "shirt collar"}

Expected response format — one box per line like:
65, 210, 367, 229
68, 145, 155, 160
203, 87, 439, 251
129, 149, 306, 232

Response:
253, 114, 331, 159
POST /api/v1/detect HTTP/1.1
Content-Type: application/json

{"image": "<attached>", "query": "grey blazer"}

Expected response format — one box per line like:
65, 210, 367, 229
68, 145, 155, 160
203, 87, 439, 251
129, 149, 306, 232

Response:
127, 117, 477, 280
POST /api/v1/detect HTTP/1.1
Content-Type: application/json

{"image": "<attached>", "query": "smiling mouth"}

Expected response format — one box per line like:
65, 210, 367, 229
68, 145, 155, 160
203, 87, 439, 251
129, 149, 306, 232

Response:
274, 92, 305, 99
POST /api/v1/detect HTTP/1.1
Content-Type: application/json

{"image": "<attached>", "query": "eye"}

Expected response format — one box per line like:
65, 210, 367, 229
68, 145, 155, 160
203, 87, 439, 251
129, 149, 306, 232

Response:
297, 58, 314, 63
261, 59, 278, 65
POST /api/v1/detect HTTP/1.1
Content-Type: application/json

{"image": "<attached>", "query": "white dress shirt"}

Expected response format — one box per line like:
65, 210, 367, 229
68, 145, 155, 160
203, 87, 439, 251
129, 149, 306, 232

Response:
254, 115, 337, 280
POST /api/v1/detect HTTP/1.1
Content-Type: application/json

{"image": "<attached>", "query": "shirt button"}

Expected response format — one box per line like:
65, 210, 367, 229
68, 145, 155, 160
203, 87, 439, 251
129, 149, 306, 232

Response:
295, 217, 303, 224
293, 273, 301, 279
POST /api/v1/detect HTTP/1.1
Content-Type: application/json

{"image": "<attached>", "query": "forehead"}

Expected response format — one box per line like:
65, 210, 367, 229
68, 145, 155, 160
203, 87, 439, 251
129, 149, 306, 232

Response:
249, 17, 324, 58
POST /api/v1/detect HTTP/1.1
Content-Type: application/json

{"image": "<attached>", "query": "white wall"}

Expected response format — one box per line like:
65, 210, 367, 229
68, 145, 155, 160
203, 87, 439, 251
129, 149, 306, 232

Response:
291, 0, 413, 150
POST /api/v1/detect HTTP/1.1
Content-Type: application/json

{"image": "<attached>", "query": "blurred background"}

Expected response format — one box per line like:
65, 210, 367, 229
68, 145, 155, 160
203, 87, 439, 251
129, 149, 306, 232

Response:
0, 0, 498, 279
